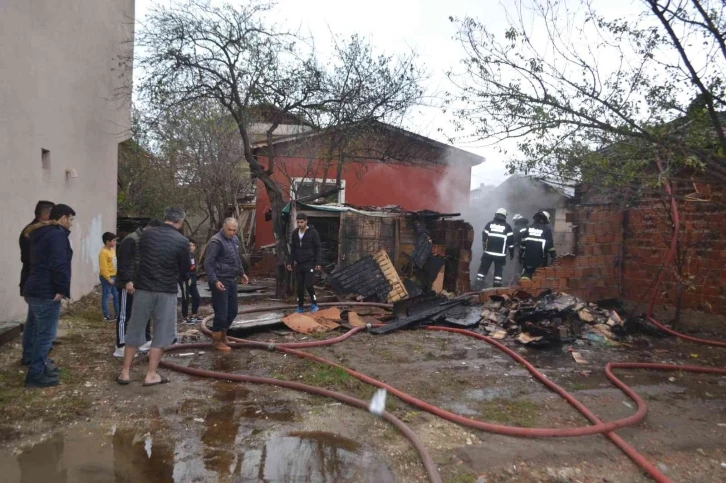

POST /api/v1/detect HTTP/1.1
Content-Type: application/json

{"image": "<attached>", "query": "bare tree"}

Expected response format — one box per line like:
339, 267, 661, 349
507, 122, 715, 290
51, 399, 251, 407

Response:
448, 0, 726, 190
118, 109, 190, 218
154, 101, 254, 239
448, 0, 726, 316
134, 0, 424, 295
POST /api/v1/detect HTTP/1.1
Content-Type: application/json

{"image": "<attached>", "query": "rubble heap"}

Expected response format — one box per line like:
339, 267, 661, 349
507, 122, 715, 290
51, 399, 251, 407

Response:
479, 290, 626, 347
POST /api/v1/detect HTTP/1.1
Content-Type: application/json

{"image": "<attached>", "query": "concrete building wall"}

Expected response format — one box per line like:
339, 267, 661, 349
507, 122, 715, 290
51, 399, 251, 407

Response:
0, 0, 135, 322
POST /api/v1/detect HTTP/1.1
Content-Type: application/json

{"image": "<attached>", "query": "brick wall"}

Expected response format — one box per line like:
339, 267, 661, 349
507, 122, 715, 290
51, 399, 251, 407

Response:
516, 179, 726, 316
621, 179, 726, 315
519, 190, 623, 301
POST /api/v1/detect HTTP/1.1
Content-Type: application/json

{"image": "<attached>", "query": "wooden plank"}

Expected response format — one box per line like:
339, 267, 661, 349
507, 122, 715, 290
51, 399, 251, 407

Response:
431, 266, 445, 293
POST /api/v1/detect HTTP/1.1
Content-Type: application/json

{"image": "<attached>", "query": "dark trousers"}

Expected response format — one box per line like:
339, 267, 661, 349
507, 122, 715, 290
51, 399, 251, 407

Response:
521, 265, 538, 280
210, 280, 238, 332
116, 290, 151, 347
24, 297, 61, 379
477, 254, 506, 287
295, 264, 317, 308
179, 275, 200, 317
510, 248, 523, 285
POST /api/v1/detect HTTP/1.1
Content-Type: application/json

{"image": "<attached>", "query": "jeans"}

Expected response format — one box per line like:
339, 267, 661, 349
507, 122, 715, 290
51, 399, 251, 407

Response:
209, 280, 238, 332
179, 274, 201, 317
100, 276, 119, 319
25, 297, 61, 379
21, 303, 37, 364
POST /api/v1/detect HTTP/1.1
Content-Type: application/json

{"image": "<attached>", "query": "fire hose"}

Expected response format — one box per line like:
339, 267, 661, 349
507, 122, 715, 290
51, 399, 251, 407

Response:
158, 169, 726, 483
154, 298, 725, 483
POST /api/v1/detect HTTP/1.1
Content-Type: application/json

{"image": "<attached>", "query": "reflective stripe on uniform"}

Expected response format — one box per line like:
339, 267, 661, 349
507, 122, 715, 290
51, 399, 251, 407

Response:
484, 251, 507, 257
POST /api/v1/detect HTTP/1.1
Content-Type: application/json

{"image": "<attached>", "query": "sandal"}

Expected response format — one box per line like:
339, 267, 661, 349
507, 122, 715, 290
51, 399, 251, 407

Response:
142, 376, 170, 387
116, 376, 130, 385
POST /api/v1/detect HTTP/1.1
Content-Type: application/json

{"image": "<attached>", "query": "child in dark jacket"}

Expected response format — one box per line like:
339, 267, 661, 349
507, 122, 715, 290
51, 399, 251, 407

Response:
179, 239, 201, 323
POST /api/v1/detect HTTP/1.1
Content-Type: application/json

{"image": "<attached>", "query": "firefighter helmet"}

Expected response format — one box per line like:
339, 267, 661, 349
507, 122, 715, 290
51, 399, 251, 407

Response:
495, 208, 507, 218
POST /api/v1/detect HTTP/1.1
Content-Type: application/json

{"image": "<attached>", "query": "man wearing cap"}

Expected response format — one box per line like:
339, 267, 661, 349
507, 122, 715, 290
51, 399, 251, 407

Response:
476, 208, 514, 288
519, 211, 557, 281
286, 213, 321, 313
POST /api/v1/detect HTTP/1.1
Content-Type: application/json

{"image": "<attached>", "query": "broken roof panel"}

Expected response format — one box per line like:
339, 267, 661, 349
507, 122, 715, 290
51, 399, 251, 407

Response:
285, 201, 461, 219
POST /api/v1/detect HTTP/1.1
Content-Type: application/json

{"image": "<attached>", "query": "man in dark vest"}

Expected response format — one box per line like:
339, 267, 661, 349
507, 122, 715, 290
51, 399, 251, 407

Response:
287, 213, 321, 313
205, 218, 249, 352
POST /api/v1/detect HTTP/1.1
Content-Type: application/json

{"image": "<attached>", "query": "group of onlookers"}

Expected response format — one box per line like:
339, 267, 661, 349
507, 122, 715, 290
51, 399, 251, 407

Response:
18, 201, 76, 388
18, 202, 325, 388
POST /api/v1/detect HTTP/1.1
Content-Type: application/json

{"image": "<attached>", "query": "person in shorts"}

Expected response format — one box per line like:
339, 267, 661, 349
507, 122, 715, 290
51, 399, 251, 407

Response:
117, 207, 190, 386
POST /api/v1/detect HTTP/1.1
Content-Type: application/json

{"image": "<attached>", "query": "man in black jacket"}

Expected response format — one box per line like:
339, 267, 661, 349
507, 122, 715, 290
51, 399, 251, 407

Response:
18, 200, 54, 367
19, 200, 55, 295
118, 207, 190, 387
204, 218, 249, 352
112, 219, 162, 358
519, 211, 557, 281
476, 208, 514, 288
286, 213, 321, 313
510, 214, 529, 285
22, 204, 75, 388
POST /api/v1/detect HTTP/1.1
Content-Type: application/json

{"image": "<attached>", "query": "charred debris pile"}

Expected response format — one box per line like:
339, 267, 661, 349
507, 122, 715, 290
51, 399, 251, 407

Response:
327, 288, 652, 349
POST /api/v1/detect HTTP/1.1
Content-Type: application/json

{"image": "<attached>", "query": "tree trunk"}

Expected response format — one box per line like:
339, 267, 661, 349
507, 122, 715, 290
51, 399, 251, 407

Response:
262, 176, 289, 298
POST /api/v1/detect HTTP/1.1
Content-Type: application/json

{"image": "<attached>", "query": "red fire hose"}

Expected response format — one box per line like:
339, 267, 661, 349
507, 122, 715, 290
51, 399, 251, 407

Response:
158, 175, 726, 483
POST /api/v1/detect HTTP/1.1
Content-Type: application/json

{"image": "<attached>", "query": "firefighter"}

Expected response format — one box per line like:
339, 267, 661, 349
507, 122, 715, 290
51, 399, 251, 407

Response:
510, 214, 529, 284
519, 211, 556, 281
476, 208, 514, 288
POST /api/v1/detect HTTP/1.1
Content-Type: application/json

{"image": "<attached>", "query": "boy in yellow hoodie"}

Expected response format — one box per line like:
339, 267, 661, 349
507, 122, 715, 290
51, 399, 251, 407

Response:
99, 232, 119, 321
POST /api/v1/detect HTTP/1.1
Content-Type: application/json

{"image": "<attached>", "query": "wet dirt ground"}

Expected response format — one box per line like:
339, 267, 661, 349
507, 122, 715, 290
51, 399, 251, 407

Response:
1, 293, 725, 482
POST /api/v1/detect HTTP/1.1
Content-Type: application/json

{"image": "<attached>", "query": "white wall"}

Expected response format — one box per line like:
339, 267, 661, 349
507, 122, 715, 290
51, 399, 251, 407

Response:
0, 0, 135, 321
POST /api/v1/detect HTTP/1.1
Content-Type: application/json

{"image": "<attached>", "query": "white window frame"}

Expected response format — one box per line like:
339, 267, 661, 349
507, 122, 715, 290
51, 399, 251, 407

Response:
290, 177, 346, 204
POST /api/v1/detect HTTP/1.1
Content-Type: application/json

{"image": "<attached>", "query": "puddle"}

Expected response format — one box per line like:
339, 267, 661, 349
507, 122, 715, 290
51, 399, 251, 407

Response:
0, 428, 394, 482
239, 431, 395, 482
0, 428, 175, 483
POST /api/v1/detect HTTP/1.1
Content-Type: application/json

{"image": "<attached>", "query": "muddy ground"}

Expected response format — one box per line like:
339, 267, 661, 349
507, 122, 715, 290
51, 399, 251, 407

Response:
1, 291, 725, 483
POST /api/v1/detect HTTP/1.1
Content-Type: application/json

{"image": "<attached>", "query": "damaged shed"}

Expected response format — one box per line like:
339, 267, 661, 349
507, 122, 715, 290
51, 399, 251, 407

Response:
288, 202, 474, 296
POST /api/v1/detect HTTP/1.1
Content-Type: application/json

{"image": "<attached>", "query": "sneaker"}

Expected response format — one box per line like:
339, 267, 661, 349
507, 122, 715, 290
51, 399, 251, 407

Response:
103, 316, 114, 322
139, 341, 152, 352
308, 304, 319, 313
113, 346, 125, 358
295, 307, 305, 314
25, 372, 60, 388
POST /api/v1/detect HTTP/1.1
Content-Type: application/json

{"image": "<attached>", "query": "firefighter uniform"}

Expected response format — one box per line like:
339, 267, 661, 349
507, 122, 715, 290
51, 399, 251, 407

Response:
519, 211, 556, 280
477, 209, 514, 288
510, 214, 529, 284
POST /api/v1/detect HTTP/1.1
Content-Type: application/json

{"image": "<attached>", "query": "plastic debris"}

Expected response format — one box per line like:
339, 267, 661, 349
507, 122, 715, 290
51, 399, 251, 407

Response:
369, 388, 387, 416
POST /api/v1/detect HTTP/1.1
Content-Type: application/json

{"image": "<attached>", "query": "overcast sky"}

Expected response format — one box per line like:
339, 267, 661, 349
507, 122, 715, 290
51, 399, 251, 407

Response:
133, 0, 642, 189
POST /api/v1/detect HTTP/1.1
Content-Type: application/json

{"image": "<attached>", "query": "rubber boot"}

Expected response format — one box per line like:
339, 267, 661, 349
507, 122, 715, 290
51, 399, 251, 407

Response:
221, 329, 232, 346
212, 331, 231, 353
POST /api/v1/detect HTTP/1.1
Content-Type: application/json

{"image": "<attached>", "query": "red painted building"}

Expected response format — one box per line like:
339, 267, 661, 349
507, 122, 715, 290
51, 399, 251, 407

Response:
251, 122, 483, 248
